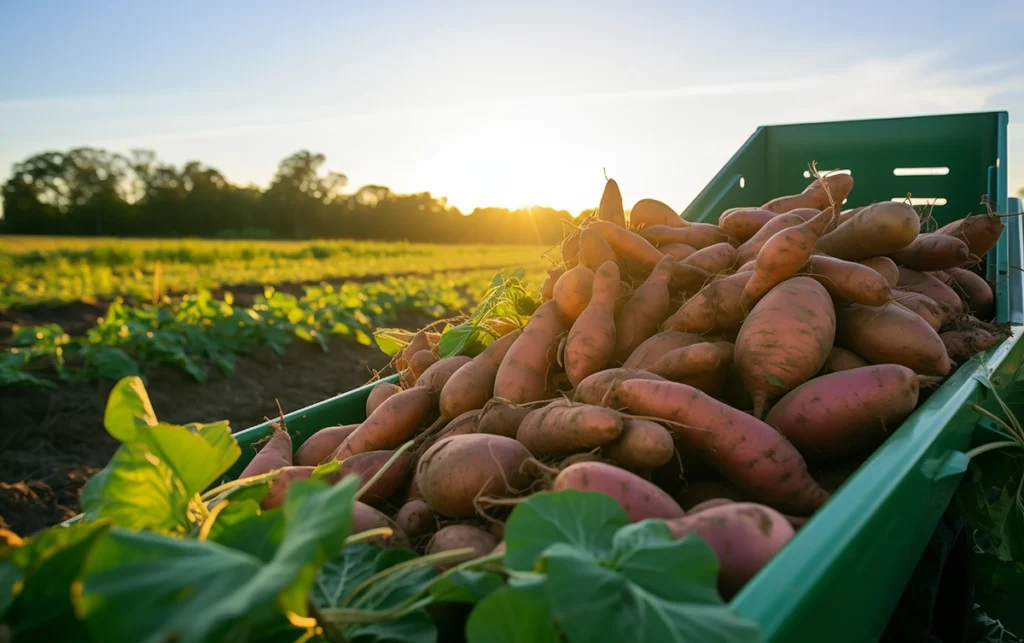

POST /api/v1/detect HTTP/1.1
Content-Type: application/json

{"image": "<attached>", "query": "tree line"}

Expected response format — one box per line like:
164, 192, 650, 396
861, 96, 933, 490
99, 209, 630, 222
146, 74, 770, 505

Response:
0, 148, 585, 244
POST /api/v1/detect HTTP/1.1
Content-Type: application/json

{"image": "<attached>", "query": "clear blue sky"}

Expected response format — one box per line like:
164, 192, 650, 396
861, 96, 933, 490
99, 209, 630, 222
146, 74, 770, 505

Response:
2, 0, 1023, 214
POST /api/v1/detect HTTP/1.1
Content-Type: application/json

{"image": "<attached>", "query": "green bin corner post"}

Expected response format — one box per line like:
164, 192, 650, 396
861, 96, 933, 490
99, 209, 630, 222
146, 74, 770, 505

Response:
680, 112, 1024, 642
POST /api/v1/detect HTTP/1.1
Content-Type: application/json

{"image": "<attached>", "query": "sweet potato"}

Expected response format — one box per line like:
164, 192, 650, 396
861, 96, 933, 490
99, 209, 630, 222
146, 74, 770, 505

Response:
417, 434, 534, 517
240, 429, 293, 479
409, 350, 439, 381
741, 209, 835, 310
763, 174, 853, 214
516, 400, 623, 457
561, 228, 581, 268
736, 259, 756, 273
802, 255, 891, 306
396, 499, 435, 539
261, 465, 313, 509
889, 233, 970, 271
658, 243, 697, 260
494, 300, 565, 403
398, 330, 430, 372
598, 178, 626, 228
333, 450, 413, 505
816, 202, 919, 260
836, 303, 952, 376
896, 267, 963, 317
736, 277, 836, 417
660, 272, 753, 335
417, 356, 472, 394
552, 264, 595, 325
622, 331, 705, 369
682, 242, 737, 275
437, 409, 482, 440
837, 206, 866, 226
540, 266, 565, 300
565, 261, 619, 387
941, 267, 995, 319
935, 212, 1004, 258
676, 480, 749, 509
890, 290, 943, 331
648, 341, 723, 382
294, 424, 360, 466
590, 220, 664, 268
630, 198, 684, 228
719, 208, 776, 242
736, 213, 805, 265
426, 525, 498, 566
477, 400, 532, 438
573, 368, 667, 405
687, 498, 737, 514
858, 256, 899, 288
603, 418, 674, 470
552, 461, 684, 522
665, 503, 795, 597
940, 327, 1005, 363
640, 224, 731, 250
821, 346, 869, 374
579, 228, 617, 270
614, 255, 675, 362
670, 263, 715, 294
598, 378, 830, 515
366, 383, 403, 417
765, 365, 921, 461
333, 387, 434, 459
440, 330, 522, 419
352, 501, 410, 549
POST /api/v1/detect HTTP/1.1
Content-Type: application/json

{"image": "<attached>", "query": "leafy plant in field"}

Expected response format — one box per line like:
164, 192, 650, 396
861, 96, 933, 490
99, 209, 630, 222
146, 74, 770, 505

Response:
0, 377, 758, 643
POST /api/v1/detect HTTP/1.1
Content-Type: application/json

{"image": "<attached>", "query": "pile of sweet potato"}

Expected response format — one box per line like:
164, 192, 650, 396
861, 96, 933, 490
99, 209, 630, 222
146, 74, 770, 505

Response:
242, 174, 1010, 598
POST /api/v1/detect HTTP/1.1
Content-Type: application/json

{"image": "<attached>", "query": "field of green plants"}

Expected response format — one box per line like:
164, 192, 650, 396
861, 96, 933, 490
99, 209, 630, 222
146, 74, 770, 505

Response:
0, 236, 550, 387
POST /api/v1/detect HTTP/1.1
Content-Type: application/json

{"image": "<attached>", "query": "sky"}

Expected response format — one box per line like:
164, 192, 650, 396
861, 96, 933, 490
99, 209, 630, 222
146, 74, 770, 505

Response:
2, 0, 1023, 215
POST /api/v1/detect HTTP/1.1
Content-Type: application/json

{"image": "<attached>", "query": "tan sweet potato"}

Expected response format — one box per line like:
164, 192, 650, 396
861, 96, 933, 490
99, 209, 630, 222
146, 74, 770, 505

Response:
603, 418, 675, 470
676, 481, 749, 509
682, 242, 737, 275
660, 272, 753, 335
540, 266, 565, 300
647, 341, 726, 391
896, 267, 963, 317
494, 300, 565, 403
261, 465, 313, 509
630, 198, 684, 228
858, 256, 899, 288
366, 383, 403, 417
598, 178, 626, 227
398, 330, 430, 373
565, 261, 620, 387
614, 255, 675, 362
762, 174, 853, 214
477, 400, 532, 438
659, 243, 697, 260
561, 228, 581, 268
516, 400, 623, 457
333, 387, 434, 459
416, 356, 472, 394
426, 525, 498, 567
836, 303, 952, 376
736, 277, 836, 418
437, 409, 482, 440
719, 208, 776, 242
352, 501, 411, 549
294, 424, 360, 466
573, 368, 667, 405
765, 365, 921, 461
942, 267, 995, 319
741, 209, 834, 310
890, 290, 943, 331
736, 212, 805, 265
640, 224, 731, 250
890, 233, 971, 271
816, 202, 919, 260
597, 378, 830, 515
802, 255, 891, 306
406, 350, 438, 387
553, 461, 685, 522
417, 434, 534, 517
941, 327, 1005, 363
552, 264, 595, 325
622, 331, 705, 370
665, 503, 795, 598
440, 330, 522, 419
240, 429, 293, 479
935, 212, 1004, 258
821, 346, 869, 374
332, 450, 413, 505
395, 499, 435, 539
579, 228, 618, 270
590, 220, 664, 268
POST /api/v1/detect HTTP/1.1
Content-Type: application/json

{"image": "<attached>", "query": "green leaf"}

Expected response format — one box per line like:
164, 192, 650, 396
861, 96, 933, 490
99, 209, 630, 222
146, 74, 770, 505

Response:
429, 569, 504, 603
87, 345, 140, 381
103, 375, 158, 441
764, 374, 787, 389
610, 523, 722, 604
206, 487, 282, 563
437, 322, 476, 358
0, 560, 20, 617
78, 477, 358, 643
466, 584, 560, 643
313, 543, 437, 643
3, 520, 110, 641
373, 329, 410, 357
311, 458, 341, 481
504, 490, 628, 570
541, 540, 760, 643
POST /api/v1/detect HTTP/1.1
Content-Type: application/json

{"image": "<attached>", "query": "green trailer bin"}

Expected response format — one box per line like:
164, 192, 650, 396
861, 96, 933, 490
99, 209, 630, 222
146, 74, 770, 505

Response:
228, 112, 1023, 642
